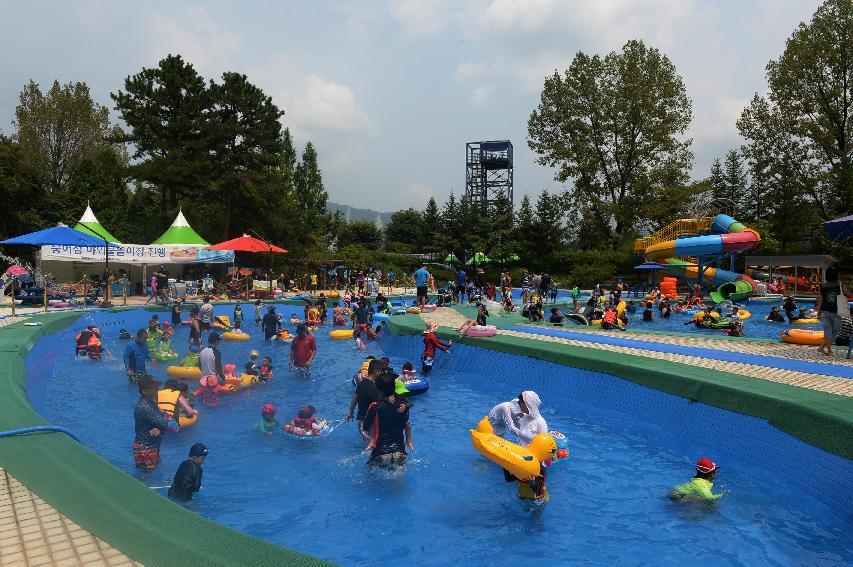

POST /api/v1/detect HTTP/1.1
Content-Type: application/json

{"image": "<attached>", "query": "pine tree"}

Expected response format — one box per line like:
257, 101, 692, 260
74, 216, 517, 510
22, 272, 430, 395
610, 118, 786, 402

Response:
722, 150, 747, 216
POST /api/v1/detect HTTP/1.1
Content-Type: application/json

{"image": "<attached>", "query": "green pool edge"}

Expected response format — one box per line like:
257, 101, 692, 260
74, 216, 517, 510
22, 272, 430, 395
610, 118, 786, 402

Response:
387, 313, 853, 460
0, 311, 336, 567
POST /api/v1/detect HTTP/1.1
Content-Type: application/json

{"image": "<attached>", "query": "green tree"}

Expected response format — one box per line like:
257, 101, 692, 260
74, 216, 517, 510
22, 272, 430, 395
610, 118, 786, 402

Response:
738, 0, 853, 219
515, 194, 538, 262
338, 221, 383, 251
723, 149, 747, 215
15, 80, 113, 193
709, 158, 727, 205
528, 39, 693, 242
385, 208, 425, 251
421, 196, 440, 251
208, 72, 284, 239
0, 136, 42, 240
66, 148, 131, 240
112, 55, 211, 214
292, 142, 328, 254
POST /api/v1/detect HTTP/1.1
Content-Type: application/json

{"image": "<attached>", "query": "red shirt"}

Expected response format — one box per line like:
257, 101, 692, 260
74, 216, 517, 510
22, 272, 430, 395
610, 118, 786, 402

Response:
422, 332, 449, 357
291, 334, 317, 367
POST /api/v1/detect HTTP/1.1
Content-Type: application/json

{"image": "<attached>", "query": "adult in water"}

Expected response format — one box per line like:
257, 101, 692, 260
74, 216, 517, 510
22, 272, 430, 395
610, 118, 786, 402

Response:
262, 305, 279, 341
133, 376, 169, 470
198, 333, 225, 385
364, 368, 414, 468
516, 391, 547, 445
290, 323, 317, 371
188, 306, 202, 352
124, 329, 156, 384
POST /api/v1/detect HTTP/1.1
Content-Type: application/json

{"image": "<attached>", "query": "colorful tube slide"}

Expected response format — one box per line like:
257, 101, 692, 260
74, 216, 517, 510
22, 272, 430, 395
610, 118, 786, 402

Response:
645, 214, 762, 301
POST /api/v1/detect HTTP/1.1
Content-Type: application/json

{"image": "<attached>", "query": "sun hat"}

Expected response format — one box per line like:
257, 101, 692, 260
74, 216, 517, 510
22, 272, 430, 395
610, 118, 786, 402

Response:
696, 457, 718, 474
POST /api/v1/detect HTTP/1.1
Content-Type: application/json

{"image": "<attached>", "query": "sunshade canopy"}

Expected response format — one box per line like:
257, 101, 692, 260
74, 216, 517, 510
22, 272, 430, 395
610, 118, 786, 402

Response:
1, 224, 119, 247
205, 235, 287, 253
153, 210, 209, 246
824, 214, 853, 242
74, 203, 121, 243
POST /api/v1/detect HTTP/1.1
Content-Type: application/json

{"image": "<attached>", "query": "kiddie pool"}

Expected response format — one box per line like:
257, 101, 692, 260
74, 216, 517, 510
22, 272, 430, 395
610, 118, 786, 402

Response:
21, 307, 853, 566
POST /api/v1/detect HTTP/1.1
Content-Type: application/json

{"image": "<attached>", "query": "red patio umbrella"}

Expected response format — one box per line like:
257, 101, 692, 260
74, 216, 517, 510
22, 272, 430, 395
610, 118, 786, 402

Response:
204, 235, 287, 253
205, 235, 287, 298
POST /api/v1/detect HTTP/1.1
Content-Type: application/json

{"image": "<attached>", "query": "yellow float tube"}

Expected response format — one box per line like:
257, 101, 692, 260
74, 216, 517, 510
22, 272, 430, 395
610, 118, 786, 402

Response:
406, 307, 421, 314
222, 331, 250, 341
179, 413, 199, 428
733, 309, 751, 321
693, 311, 721, 320
329, 329, 354, 340
781, 329, 823, 345
213, 316, 231, 329
225, 373, 259, 390
792, 318, 819, 325
590, 319, 601, 326
166, 366, 201, 380
470, 417, 557, 481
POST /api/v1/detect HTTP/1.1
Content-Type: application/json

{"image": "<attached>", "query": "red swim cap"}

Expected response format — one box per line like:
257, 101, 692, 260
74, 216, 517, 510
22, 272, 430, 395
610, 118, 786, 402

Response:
262, 403, 276, 414
696, 457, 718, 474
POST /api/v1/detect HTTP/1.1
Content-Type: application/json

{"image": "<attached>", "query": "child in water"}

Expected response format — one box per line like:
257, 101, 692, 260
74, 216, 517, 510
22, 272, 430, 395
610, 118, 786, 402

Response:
193, 375, 231, 406
502, 433, 558, 502
422, 321, 452, 375
247, 350, 259, 375
223, 363, 237, 381
254, 300, 262, 324
669, 458, 725, 501
259, 356, 273, 383
290, 314, 300, 325
233, 303, 244, 328
254, 403, 278, 435
333, 302, 346, 326
642, 302, 655, 322
283, 405, 329, 436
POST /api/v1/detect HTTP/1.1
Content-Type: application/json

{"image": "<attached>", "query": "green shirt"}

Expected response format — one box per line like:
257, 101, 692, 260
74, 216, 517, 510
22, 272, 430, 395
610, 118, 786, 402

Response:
672, 477, 723, 500
571, 287, 580, 299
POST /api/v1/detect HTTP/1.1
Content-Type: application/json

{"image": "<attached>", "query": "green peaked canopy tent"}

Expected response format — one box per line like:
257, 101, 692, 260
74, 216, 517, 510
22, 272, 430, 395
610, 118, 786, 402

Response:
73, 203, 121, 243
152, 209, 209, 246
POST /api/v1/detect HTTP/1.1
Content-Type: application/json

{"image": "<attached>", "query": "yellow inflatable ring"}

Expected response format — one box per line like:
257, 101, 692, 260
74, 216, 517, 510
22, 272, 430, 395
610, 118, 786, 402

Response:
213, 316, 231, 328
470, 417, 556, 481
616, 300, 626, 317
693, 311, 721, 320
225, 373, 259, 390
406, 307, 422, 314
734, 309, 751, 321
222, 331, 250, 341
179, 413, 198, 428
781, 328, 823, 345
166, 366, 201, 380
327, 291, 340, 298
793, 318, 820, 325
329, 329, 354, 340
590, 319, 601, 327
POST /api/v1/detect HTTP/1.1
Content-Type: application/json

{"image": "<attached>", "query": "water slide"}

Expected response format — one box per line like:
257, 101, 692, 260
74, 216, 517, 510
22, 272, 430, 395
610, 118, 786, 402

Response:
644, 214, 763, 302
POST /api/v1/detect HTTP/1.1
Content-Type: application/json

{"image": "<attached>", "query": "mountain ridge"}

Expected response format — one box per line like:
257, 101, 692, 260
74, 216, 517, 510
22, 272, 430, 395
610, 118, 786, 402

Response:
327, 201, 393, 227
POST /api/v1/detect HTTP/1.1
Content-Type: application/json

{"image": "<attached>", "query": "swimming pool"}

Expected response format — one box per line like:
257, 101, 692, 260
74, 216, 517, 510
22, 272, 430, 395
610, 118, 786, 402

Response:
25, 308, 853, 566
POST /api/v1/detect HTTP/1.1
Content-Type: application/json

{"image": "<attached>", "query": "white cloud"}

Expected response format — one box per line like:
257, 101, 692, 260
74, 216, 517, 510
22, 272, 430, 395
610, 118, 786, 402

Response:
470, 84, 493, 106
246, 53, 375, 139
399, 182, 435, 208
148, 6, 242, 77
388, 0, 452, 36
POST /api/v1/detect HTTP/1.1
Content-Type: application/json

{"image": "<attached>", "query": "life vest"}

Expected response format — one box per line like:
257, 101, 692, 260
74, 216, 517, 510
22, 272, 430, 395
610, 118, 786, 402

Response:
602, 310, 617, 325
157, 388, 181, 418
75, 331, 92, 348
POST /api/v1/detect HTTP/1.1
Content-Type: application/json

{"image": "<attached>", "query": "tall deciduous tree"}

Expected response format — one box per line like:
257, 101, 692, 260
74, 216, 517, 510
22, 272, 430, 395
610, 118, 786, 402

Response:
528, 40, 693, 242
738, 0, 853, 219
15, 80, 113, 193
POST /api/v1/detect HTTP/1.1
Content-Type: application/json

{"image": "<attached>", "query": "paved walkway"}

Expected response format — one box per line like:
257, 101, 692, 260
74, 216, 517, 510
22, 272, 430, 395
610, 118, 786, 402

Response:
421, 308, 853, 398
0, 467, 142, 567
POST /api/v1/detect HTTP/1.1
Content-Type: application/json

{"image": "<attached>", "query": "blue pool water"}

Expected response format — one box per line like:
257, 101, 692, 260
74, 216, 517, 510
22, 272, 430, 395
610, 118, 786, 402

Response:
25, 308, 853, 566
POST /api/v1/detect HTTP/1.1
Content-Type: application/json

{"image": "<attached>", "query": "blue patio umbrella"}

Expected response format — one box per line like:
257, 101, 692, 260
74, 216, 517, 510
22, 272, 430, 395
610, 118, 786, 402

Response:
634, 262, 664, 271
1, 224, 119, 247
824, 214, 853, 242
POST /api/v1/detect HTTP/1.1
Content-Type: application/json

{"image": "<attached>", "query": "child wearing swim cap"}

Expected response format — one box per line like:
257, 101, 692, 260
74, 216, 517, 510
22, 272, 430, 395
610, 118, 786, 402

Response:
254, 403, 278, 435
669, 457, 725, 501
259, 356, 273, 383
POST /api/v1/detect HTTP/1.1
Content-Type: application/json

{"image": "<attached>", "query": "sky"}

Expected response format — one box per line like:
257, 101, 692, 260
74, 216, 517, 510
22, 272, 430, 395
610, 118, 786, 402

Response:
0, 0, 823, 212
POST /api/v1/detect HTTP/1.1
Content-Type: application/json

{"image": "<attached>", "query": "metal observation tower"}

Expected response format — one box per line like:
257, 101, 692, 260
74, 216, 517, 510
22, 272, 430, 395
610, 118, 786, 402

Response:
465, 140, 513, 206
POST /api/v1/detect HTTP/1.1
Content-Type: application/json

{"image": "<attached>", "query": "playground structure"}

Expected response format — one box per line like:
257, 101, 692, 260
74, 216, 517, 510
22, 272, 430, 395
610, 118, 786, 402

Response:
636, 214, 808, 303
465, 140, 513, 207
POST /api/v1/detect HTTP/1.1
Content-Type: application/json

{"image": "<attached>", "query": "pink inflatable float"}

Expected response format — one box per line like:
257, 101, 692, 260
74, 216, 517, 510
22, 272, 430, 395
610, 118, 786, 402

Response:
421, 304, 437, 312
464, 325, 497, 337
